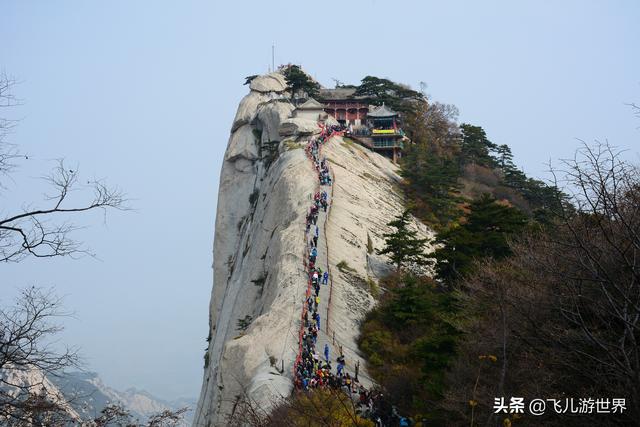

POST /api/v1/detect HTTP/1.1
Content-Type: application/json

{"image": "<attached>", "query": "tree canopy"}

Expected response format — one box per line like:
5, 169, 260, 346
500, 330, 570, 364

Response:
354, 76, 424, 112
459, 123, 496, 167
377, 210, 431, 272
401, 111, 566, 227
281, 65, 320, 102
358, 273, 459, 420
432, 193, 528, 283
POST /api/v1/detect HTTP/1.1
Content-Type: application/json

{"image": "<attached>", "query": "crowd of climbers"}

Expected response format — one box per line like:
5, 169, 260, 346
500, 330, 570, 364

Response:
293, 125, 412, 426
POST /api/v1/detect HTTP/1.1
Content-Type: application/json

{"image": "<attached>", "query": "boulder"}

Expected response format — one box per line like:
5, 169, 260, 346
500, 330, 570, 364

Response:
225, 124, 258, 163
255, 101, 295, 143
249, 72, 288, 93
278, 117, 319, 137
231, 91, 269, 133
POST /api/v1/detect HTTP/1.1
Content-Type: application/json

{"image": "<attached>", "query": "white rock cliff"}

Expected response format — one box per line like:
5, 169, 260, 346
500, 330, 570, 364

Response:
194, 72, 432, 426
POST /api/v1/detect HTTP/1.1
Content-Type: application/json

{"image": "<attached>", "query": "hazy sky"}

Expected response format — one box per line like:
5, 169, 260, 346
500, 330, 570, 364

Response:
2, 1, 638, 400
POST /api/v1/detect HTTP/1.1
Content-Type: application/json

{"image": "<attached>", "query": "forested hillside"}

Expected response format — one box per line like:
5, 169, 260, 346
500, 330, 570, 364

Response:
353, 76, 639, 426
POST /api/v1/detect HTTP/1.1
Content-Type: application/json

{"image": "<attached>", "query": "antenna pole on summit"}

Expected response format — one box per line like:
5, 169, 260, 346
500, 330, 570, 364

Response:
272, 44, 275, 72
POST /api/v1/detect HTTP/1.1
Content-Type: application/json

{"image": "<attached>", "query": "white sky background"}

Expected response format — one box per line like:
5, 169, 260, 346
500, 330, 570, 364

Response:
1, 0, 639, 400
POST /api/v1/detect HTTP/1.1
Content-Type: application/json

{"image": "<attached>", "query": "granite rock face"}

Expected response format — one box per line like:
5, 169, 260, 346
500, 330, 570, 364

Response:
0, 365, 82, 424
194, 73, 433, 426
194, 72, 316, 426
278, 117, 320, 137
248, 72, 288, 94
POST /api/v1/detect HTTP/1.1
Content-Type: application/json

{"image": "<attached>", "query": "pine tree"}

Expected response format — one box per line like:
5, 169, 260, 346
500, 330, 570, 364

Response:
492, 144, 515, 172
378, 210, 431, 271
459, 123, 497, 167
243, 74, 258, 85
353, 76, 423, 112
433, 194, 528, 283
400, 135, 462, 225
281, 65, 320, 103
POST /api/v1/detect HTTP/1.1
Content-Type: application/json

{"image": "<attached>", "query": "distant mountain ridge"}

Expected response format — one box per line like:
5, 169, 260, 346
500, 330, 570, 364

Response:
48, 371, 195, 426
0, 364, 83, 424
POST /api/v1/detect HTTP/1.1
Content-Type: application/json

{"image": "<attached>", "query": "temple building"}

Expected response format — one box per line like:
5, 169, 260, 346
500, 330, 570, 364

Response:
292, 98, 327, 121
317, 88, 408, 163
318, 88, 369, 126
364, 104, 406, 163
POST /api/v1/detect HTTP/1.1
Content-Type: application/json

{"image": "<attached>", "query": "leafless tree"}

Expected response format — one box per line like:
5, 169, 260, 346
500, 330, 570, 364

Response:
3, 388, 74, 427
545, 142, 640, 414
90, 404, 188, 427
0, 72, 128, 263
0, 72, 131, 424
0, 287, 80, 425
0, 288, 188, 425
89, 404, 133, 426
146, 407, 189, 427
0, 159, 128, 262
0, 287, 78, 375
628, 102, 640, 121
447, 142, 640, 426
225, 383, 373, 427
0, 72, 21, 185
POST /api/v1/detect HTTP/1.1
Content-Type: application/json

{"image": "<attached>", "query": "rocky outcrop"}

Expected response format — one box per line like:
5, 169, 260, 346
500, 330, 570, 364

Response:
321, 138, 433, 379
48, 371, 195, 426
0, 365, 82, 424
255, 100, 294, 143
249, 73, 288, 94
194, 72, 316, 427
278, 117, 320, 137
195, 72, 433, 426
225, 125, 260, 164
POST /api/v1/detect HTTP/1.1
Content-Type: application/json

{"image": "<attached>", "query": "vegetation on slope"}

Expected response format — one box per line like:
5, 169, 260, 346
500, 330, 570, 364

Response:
359, 193, 532, 424
400, 105, 567, 228
228, 388, 374, 427
444, 146, 640, 426
433, 194, 528, 284
354, 74, 639, 426
358, 273, 458, 422
281, 64, 320, 102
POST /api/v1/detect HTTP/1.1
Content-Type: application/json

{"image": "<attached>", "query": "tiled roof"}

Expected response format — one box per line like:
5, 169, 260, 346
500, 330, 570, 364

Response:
367, 103, 398, 117
297, 97, 325, 110
318, 87, 360, 100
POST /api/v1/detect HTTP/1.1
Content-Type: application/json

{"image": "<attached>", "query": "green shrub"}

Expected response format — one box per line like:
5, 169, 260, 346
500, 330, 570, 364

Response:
357, 273, 460, 417
366, 277, 379, 298
283, 139, 301, 151
336, 260, 356, 273
236, 315, 253, 331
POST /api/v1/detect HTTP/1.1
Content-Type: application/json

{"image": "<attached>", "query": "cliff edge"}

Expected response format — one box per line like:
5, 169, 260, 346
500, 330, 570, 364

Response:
194, 73, 432, 426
